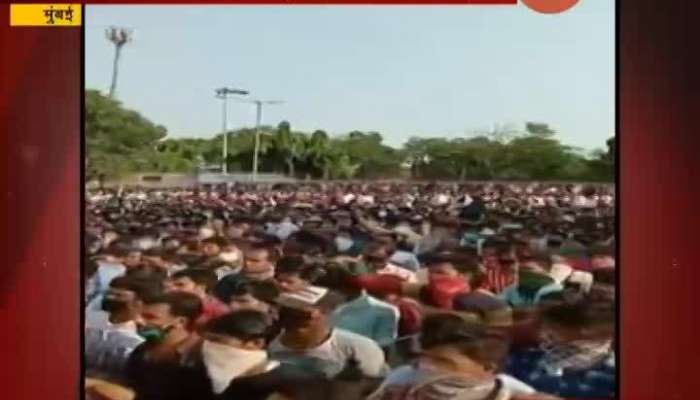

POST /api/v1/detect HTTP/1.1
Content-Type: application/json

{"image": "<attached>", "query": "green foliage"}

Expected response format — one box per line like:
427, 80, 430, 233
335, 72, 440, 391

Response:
86, 90, 614, 181
85, 89, 167, 180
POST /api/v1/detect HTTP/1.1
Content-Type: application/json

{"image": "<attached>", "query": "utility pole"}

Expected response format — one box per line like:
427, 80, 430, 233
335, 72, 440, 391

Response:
105, 27, 133, 99
242, 99, 284, 182
215, 87, 249, 174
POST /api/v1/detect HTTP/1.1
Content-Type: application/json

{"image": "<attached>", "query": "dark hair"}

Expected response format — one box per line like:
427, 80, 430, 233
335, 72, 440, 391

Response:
203, 310, 270, 341
542, 298, 615, 331
520, 249, 552, 268
109, 276, 163, 301
470, 269, 489, 289
86, 258, 99, 279
276, 256, 326, 283
143, 247, 165, 258
420, 314, 510, 369
315, 291, 347, 314
425, 251, 479, 274
287, 231, 332, 256
125, 264, 168, 281
144, 291, 203, 322
231, 280, 280, 303
202, 236, 230, 247
246, 241, 280, 262
172, 268, 218, 293
420, 313, 485, 349
276, 255, 306, 275
364, 242, 394, 258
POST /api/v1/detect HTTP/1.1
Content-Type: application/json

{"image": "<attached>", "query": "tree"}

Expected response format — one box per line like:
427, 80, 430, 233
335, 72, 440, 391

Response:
84, 93, 614, 183
85, 89, 166, 180
274, 121, 307, 177
525, 122, 556, 138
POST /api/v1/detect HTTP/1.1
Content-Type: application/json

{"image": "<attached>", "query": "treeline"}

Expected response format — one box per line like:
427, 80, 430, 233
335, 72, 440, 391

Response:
85, 90, 614, 182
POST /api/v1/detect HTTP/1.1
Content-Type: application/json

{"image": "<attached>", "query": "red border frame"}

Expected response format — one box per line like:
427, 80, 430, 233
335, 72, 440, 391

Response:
2, 1, 699, 399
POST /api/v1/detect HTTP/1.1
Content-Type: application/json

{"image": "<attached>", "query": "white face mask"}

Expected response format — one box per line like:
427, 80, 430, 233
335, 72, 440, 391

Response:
219, 250, 241, 264
199, 227, 215, 240
135, 238, 157, 250
335, 236, 354, 252
201, 340, 268, 394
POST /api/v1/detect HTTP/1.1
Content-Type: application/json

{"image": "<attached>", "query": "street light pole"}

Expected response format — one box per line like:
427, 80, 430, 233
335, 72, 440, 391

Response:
253, 101, 262, 183
244, 99, 284, 182
105, 27, 133, 99
221, 95, 228, 174
215, 87, 249, 175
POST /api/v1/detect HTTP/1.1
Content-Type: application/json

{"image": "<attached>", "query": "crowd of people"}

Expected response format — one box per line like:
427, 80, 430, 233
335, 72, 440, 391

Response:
84, 182, 616, 400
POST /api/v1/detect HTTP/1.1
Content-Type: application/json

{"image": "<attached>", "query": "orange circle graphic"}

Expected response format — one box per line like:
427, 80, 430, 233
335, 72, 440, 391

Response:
521, 0, 580, 14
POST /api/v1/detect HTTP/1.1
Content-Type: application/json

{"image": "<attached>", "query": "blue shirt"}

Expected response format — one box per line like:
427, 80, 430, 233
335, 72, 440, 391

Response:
85, 321, 144, 384
86, 262, 126, 312
330, 294, 399, 348
497, 282, 563, 308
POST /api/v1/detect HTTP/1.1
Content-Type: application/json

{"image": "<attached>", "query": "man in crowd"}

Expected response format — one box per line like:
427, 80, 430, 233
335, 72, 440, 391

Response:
85, 276, 161, 383
83, 182, 616, 400
165, 268, 230, 326
125, 292, 205, 400
269, 290, 389, 380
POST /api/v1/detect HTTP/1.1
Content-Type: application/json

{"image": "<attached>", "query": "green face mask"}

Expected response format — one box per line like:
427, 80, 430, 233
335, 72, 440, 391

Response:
138, 325, 173, 343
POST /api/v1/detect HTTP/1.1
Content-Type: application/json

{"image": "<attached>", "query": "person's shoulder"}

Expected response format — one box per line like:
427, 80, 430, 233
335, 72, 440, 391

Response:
266, 361, 326, 381
333, 328, 381, 347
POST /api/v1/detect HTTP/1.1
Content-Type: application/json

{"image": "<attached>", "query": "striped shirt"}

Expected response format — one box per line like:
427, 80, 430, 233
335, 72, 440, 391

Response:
486, 267, 517, 294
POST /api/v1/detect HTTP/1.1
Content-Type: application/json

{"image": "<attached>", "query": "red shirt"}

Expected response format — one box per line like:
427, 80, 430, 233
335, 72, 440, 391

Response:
396, 298, 422, 336
196, 296, 229, 328
486, 266, 517, 294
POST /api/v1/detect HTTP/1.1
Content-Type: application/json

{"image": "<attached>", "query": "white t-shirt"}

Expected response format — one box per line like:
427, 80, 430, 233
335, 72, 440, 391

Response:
269, 328, 388, 378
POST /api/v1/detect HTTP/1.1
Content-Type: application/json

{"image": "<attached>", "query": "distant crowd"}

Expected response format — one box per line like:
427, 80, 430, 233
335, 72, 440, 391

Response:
84, 182, 616, 400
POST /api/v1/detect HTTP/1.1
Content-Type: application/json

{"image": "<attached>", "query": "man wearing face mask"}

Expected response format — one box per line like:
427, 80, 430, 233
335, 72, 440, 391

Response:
125, 292, 205, 400
188, 310, 331, 400
85, 276, 161, 384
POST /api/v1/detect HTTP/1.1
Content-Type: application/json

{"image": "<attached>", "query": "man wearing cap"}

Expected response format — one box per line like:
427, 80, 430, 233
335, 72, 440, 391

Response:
269, 289, 389, 381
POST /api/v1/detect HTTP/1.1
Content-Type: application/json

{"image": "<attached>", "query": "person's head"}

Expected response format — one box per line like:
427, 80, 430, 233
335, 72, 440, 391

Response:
199, 310, 273, 391
334, 230, 355, 253
227, 280, 279, 314
202, 237, 227, 258
518, 249, 552, 273
101, 276, 162, 320
227, 220, 252, 239
363, 242, 394, 270
125, 263, 169, 282
243, 242, 278, 278
201, 310, 270, 351
517, 269, 557, 301
219, 243, 243, 265
539, 298, 615, 345
277, 291, 345, 332
420, 314, 509, 373
425, 251, 478, 280
470, 269, 490, 291
480, 238, 510, 268
590, 245, 615, 270
123, 250, 143, 269
139, 292, 203, 340
166, 268, 218, 298
275, 255, 324, 293
86, 257, 99, 281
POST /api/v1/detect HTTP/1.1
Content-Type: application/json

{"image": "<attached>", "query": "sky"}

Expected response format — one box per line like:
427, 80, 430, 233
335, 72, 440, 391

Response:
85, 4, 614, 151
